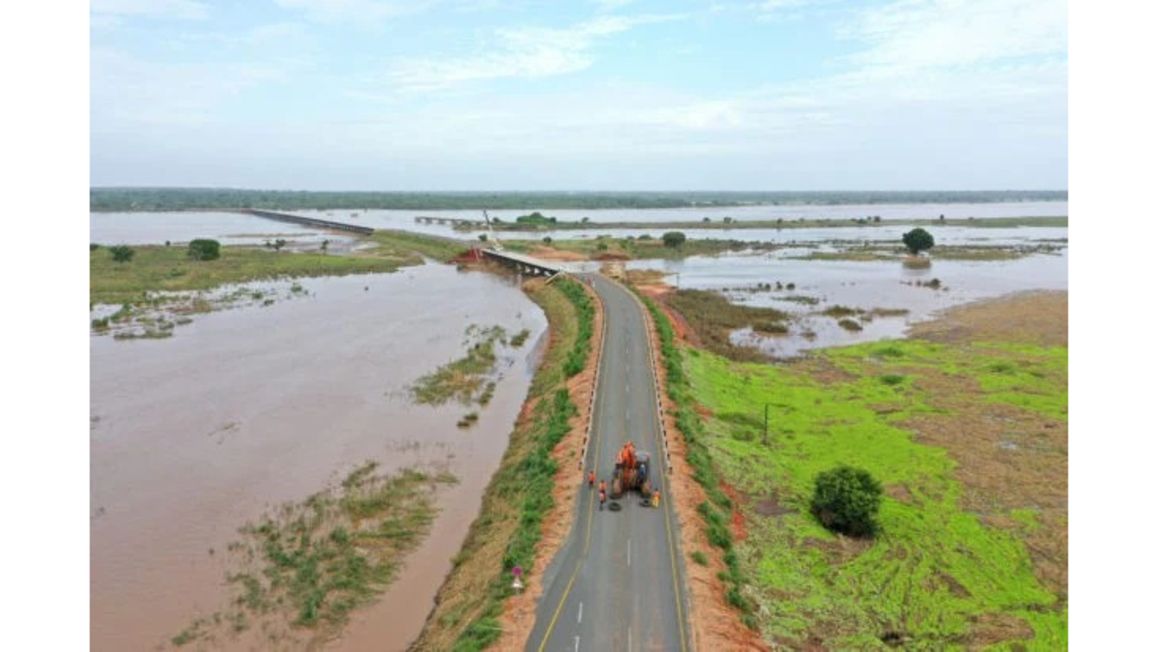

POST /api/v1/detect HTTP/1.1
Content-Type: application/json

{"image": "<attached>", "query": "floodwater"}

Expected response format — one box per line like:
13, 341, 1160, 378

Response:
90, 211, 358, 250
627, 247, 1068, 358
90, 263, 546, 651
284, 201, 1067, 239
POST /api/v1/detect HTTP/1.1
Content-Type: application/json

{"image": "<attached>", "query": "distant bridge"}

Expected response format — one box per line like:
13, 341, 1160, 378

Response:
239, 209, 375, 235
415, 216, 485, 227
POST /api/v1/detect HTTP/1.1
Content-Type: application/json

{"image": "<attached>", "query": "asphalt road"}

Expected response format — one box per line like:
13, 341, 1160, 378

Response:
527, 274, 690, 652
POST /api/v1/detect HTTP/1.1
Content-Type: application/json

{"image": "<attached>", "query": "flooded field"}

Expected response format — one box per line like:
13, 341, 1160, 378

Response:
628, 248, 1068, 357
90, 263, 546, 651
90, 211, 359, 250
284, 201, 1067, 239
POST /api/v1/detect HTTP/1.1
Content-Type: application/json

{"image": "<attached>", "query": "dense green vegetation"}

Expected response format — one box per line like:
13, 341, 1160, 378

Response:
187, 238, 221, 261
412, 278, 595, 651
557, 279, 594, 377
662, 231, 687, 248
683, 337, 1067, 649
811, 466, 884, 537
91, 187, 1067, 212
172, 463, 456, 647
903, 227, 935, 255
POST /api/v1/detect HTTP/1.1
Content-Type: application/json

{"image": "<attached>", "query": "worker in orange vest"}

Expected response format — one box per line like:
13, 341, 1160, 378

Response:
588, 470, 596, 488
651, 490, 661, 508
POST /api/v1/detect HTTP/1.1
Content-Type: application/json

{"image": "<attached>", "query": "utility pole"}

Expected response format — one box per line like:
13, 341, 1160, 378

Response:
763, 403, 770, 446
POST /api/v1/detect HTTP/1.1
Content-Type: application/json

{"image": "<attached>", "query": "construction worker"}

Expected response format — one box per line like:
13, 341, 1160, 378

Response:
588, 470, 596, 488
598, 480, 608, 511
651, 489, 661, 508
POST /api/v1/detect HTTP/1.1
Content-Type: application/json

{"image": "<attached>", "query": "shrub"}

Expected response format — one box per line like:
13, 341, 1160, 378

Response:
662, 231, 687, 248
902, 228, 935, 255
90, 243, 100, 251
109, 245, 135, 263
187, 239, 221, 261
811, 465, 883, 537
542, 236, 552, 244
691, 551, 708, 566
837, 318, 863, 331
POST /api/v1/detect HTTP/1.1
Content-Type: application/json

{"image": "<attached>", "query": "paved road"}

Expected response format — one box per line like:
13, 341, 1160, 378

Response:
527, 274, 690, 652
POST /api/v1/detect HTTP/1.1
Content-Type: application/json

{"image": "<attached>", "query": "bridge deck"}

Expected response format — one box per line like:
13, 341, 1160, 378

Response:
481, 248, 563, 275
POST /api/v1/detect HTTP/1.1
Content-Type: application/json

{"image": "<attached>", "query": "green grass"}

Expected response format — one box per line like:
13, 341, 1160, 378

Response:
367, 229, 470, 262
682, 337, 1067, 649
172, 463, 455, 646
91, 230, 470, 307
91, 244, 416, 306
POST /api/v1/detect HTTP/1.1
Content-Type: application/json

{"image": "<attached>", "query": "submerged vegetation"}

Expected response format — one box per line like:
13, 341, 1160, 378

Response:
412, 278, 595, 651
664, 289, 789, 362
171, 462, 456, 648
411, 325, 509, 406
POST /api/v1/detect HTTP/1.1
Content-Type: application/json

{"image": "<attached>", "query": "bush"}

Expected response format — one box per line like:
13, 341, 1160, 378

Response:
90, 243, 100, 251
662, 231, 687, 248
542, 236, 552, 244
109, 245, 135, 263
811, 465, 883, 537
187, 239, 221, 261
902, 227, 935, 255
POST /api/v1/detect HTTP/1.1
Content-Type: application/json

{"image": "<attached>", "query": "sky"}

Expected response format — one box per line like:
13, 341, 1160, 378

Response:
90, 0, 1068, 191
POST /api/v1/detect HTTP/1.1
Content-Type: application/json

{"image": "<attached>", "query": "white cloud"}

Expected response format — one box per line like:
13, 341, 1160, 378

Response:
274, 0, 437, 23
91, 49, 290, 128
843, 0, 1066, 72
91, 0, 209, 21
386, 13, 684, 92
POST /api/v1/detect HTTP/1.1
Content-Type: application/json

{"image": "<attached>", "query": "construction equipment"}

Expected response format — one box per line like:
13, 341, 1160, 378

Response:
611, 441, 652, 499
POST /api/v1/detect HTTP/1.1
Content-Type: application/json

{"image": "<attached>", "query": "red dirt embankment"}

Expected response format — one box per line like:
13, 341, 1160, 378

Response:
636, 290, 769, 652
494, 278, 605, 649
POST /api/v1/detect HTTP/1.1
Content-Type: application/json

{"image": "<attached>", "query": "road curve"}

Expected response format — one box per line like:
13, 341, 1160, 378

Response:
527, 274, 690, 652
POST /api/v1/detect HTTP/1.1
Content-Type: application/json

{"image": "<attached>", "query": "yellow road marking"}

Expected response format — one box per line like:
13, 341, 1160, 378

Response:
536, 287, 607, 652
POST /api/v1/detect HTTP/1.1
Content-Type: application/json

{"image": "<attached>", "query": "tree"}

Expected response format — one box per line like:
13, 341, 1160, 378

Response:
110, 245, 135, 263
187, 239, 221, 261
478, 234, 488, 241
902, 228, 935, 255
320, 239, 330, 253
702, 217, 711, 223
662, 231, 687, 248
811, 465, 883, 537
273, 238, 287, 251
542, 236, 552, 244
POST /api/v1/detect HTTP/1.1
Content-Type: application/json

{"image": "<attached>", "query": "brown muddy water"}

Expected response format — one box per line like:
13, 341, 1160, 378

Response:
626, 248, 1068, 358
90, 263, 546, 651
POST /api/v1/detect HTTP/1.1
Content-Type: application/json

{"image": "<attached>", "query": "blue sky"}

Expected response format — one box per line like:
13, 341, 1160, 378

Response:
90, 0, 1067, 190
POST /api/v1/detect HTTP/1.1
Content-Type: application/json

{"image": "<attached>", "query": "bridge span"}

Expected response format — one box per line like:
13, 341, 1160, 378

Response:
479, 248, 562, 277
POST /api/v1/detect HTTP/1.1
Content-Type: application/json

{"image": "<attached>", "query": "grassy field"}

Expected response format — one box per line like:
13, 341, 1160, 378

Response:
171, 463, 456, 648
410, 277, 594, 652
678, 304, 1067, 649
664, 289, 790, 362
90, 231, 469, 306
